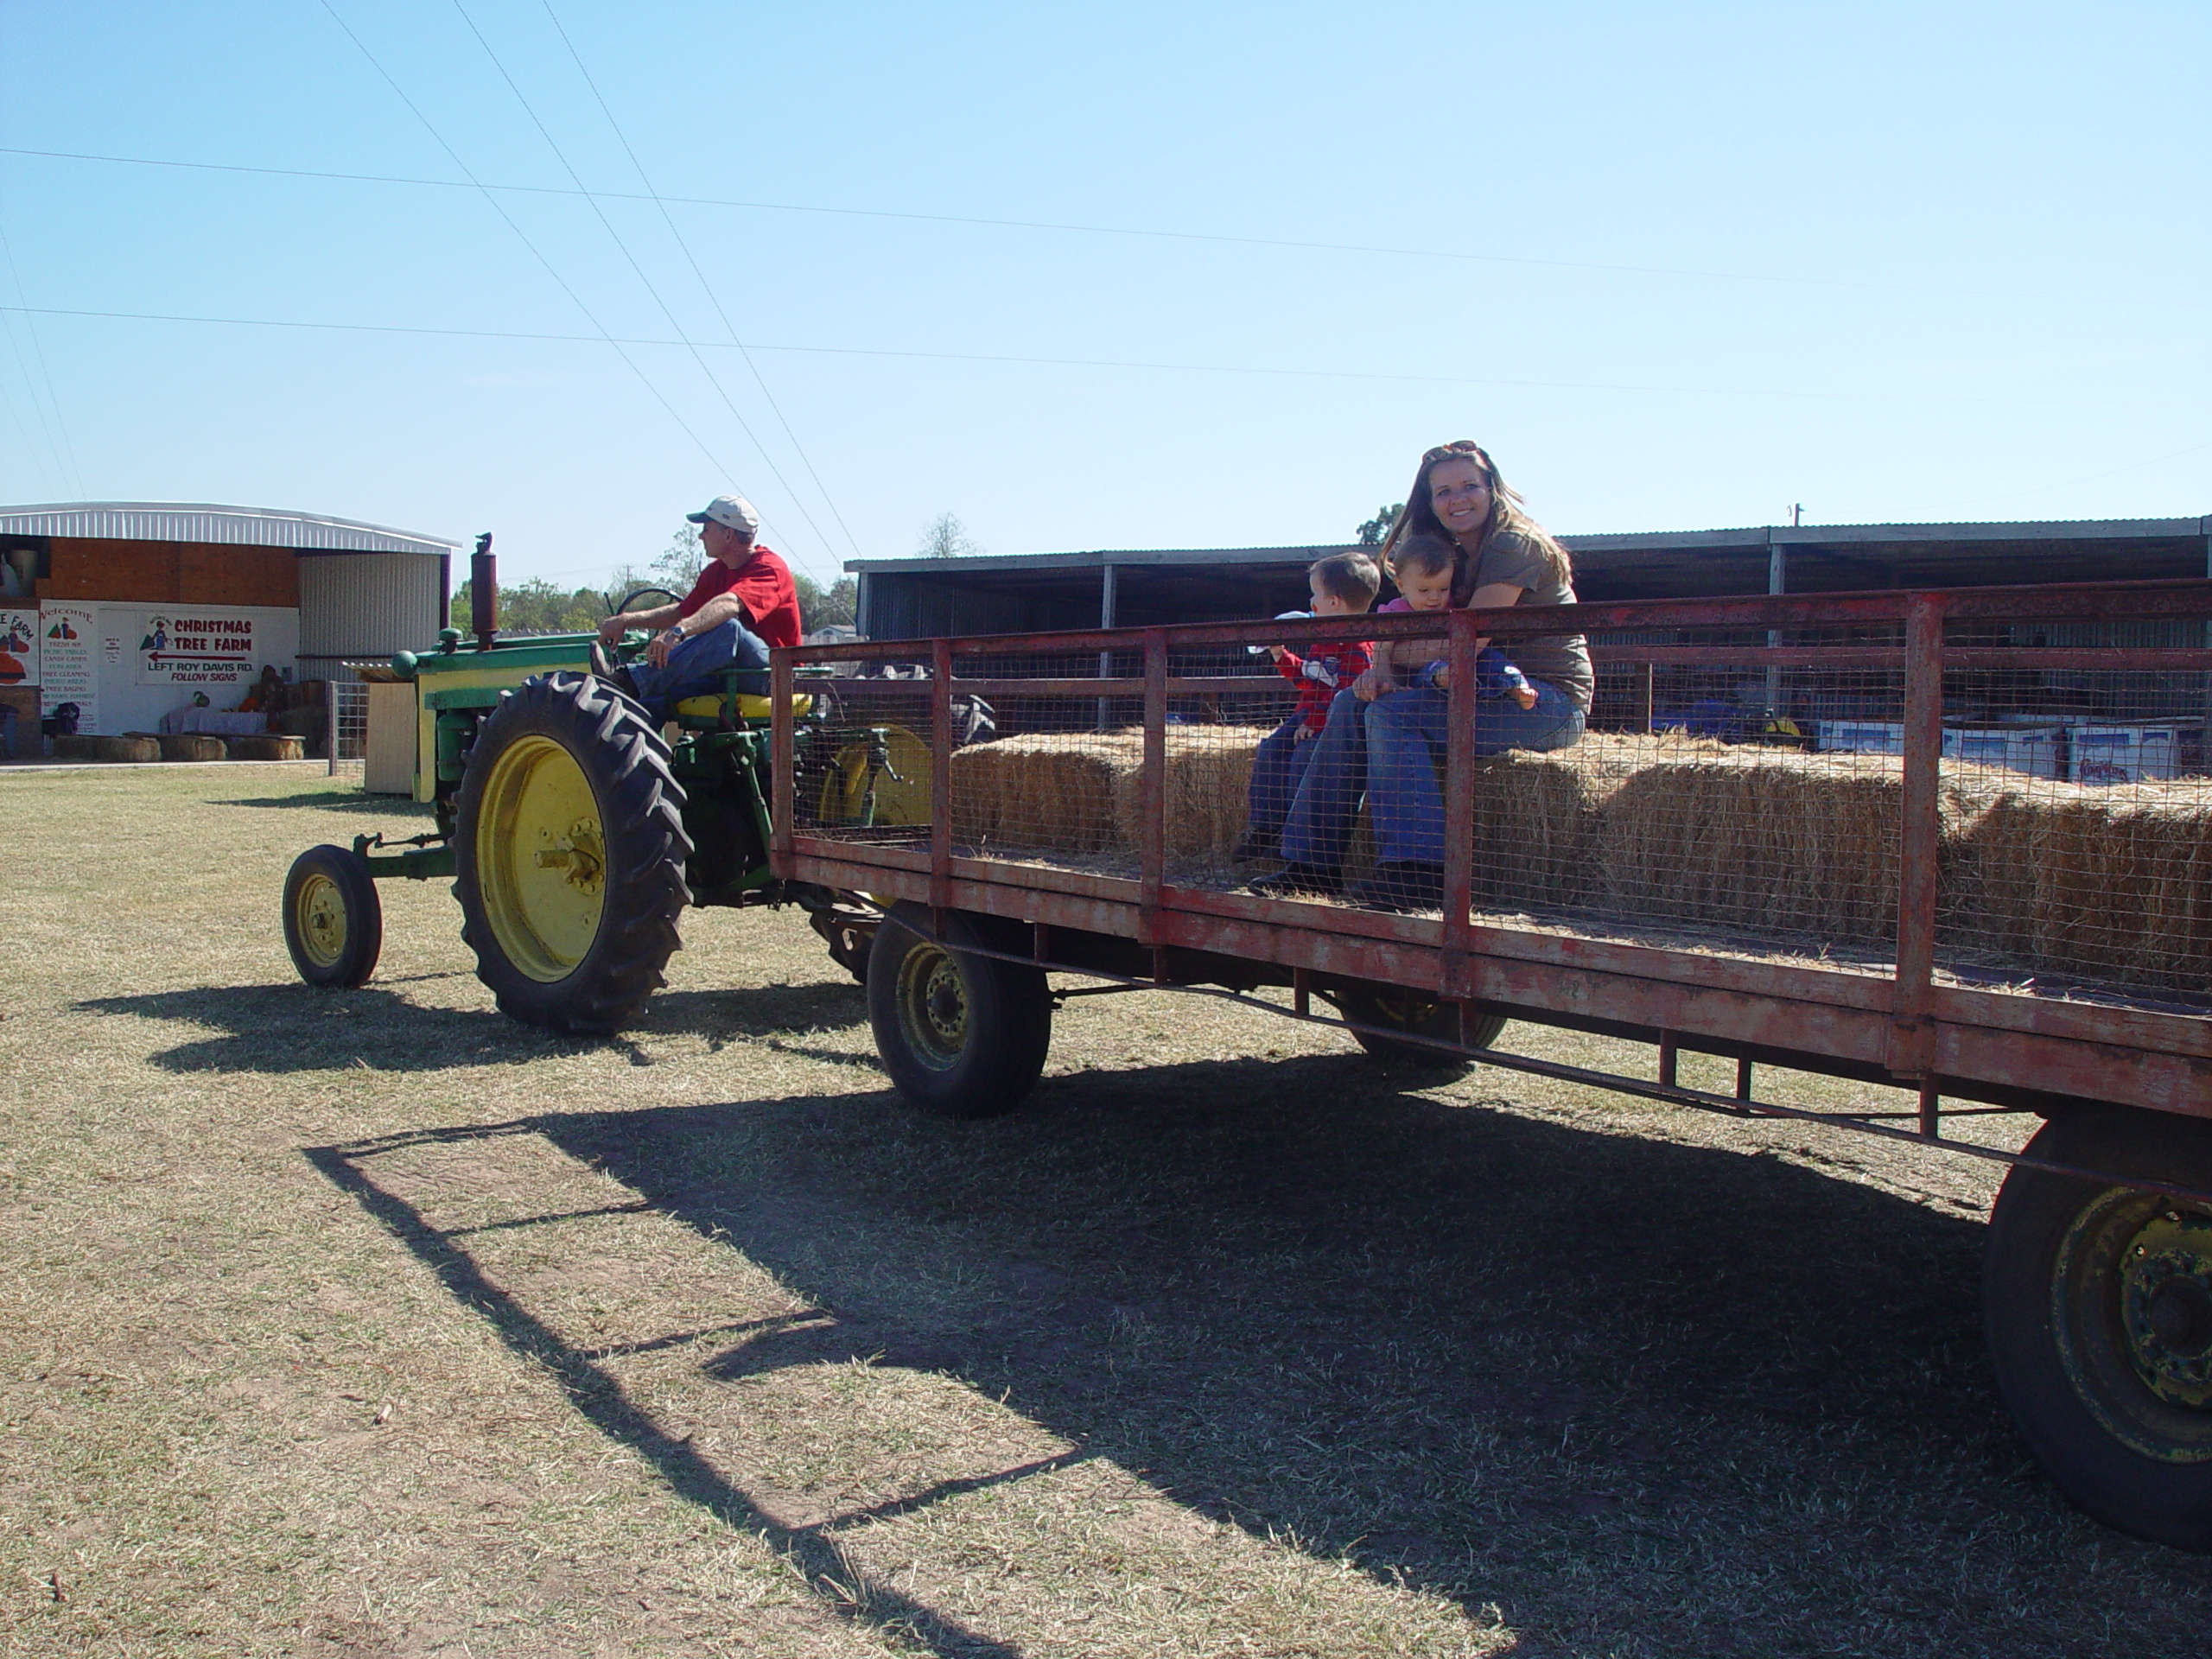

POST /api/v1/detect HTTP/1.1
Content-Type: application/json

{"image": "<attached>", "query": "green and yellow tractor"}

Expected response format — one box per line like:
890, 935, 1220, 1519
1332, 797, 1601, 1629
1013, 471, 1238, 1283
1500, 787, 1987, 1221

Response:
280, 569, 910, 1029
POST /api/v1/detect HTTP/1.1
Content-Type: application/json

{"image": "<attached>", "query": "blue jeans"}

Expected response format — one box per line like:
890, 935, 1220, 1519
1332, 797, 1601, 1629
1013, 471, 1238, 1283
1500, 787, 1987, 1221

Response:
1244, 715, 1319, 848
1280, 680, 1585, 869
626, 617, 770, 715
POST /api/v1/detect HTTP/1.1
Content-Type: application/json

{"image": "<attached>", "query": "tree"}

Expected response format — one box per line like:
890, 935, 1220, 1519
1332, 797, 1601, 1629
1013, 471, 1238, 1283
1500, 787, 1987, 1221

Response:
1356, 503, 1404, 546
792, 573, 859, 633
917, 512, 980, 559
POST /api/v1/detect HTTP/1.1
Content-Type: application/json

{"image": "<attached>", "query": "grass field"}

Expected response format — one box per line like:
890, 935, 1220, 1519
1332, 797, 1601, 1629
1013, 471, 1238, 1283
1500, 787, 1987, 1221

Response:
4, 763, 2210, 1657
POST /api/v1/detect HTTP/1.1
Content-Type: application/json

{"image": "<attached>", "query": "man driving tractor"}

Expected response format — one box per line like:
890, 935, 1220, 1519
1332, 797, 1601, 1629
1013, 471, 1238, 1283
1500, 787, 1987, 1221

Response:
594, 492, 802, 716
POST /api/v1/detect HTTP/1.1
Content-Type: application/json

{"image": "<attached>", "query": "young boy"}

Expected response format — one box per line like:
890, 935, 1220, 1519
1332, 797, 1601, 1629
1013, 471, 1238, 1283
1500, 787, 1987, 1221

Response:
1236, 551, 1381, 861
1376, 531, 1538, 708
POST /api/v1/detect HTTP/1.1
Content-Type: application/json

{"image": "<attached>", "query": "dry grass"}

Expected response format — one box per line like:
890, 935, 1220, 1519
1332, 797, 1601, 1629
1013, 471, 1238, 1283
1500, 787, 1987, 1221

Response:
4, 764, 2212, 1656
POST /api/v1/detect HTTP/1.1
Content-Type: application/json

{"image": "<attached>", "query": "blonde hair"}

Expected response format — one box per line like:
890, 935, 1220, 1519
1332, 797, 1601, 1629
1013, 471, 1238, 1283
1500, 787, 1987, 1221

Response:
1377, 440, 1573, 603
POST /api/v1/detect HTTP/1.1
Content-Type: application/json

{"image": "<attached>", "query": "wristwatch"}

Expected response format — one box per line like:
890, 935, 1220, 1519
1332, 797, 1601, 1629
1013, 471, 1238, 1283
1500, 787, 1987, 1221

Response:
664, 625, 687, 645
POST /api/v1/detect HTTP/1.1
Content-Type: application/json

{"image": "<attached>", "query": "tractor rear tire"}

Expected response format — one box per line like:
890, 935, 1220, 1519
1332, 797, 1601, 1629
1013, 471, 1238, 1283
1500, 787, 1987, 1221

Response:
1985, 1105, 2212, 1551
454, 671, 691, 1033
1331, 983, 1503, 1075
283, 843, 383, 988
868, 903, 1052, 1117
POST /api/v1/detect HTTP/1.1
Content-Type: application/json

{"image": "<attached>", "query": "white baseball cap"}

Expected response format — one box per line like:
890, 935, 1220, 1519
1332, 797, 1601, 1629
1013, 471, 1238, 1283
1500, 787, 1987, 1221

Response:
687, 493, 760, 534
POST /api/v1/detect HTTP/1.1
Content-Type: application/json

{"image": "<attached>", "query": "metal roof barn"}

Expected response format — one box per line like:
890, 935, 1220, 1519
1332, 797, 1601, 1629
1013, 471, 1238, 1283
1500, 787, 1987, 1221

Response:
850, 514, 2212, 642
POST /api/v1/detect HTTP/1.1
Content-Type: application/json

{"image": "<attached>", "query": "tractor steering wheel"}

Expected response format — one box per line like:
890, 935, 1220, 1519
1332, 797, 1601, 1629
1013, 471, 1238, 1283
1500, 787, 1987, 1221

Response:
609, 587, 685, 619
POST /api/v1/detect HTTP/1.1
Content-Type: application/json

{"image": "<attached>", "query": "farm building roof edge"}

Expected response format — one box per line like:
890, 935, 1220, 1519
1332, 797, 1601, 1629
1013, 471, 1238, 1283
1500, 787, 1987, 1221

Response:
0, 501, 462, 556
845, 512, 2212, 575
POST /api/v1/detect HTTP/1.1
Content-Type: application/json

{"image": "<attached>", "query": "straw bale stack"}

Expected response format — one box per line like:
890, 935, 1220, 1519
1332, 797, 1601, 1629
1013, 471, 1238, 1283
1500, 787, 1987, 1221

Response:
92, 734, 161, 763
1949, 779, 2212, 992
1595, 745, 1955, 944
950, 732, 1142, 854
158, 733, 226, 762
1114, 724, 1258, 864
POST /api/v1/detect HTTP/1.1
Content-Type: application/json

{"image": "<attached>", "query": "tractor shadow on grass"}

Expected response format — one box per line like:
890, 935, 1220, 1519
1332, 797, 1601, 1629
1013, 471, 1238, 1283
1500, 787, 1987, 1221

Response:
77, 979, 870, 1074
306, 1059, 2212, 1657
214, 789, 438, 815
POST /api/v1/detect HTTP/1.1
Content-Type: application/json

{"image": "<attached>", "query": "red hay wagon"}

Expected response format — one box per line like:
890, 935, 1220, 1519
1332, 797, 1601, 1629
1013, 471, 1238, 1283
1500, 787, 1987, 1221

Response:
770, 578, 2212, 1550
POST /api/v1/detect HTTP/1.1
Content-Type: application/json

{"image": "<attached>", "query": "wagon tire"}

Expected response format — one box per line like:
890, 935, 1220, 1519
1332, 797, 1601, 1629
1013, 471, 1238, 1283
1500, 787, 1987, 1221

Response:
868, 903, 1051, 1118
1985, 1105, 2212, 1551
1330, 983, 1503, 1075
283, 843, 383, 988
454, 671, 691, 1033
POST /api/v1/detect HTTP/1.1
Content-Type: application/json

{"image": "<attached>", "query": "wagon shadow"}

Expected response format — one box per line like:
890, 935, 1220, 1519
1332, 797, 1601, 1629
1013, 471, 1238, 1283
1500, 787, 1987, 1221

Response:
303, 1059, 2212, 1654
79, 978, 868, 1074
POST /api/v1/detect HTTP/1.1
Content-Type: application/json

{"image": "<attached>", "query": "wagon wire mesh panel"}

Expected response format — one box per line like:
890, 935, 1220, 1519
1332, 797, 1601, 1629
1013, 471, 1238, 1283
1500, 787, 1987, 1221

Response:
785, 588, 2212, 1015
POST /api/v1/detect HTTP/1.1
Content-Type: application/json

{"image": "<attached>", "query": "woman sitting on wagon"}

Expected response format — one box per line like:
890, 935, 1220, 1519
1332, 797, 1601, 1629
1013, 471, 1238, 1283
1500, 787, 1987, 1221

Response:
1251, 439, 1591, 911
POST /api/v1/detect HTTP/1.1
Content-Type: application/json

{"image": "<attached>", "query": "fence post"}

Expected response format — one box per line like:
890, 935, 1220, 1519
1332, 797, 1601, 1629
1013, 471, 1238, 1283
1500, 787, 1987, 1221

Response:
930, 637, 953, 912
1890, 592, 1946, 1079
1139, 629, 1167, 944
770, 647, 793, 868
1441, 607, 1478, 1000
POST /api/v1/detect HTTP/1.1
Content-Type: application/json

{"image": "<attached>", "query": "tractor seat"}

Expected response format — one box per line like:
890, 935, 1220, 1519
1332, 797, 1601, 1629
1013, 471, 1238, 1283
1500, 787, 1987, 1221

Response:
672, 690, 814, 723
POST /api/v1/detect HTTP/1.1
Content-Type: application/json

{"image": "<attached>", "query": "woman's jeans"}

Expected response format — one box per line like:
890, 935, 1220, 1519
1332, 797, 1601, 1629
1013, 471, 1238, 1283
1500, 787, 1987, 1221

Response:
1279, 680, 1585, 869
626, 617, 771, 713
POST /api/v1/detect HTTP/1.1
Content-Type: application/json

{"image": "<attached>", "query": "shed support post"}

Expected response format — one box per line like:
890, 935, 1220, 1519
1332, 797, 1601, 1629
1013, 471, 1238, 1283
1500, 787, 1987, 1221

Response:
1096, 563, 1118, 732
1765, 530, 1786, 715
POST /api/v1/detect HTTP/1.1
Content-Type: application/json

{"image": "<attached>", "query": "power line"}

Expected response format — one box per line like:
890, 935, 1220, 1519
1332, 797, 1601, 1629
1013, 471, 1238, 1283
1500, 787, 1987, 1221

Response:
315, 1, 738, 493
0, 301, 2141, 410
0, 221, 86, 498
1916, 438, 2212, 512
540, 0, 865, 564
5, 143, 2196, 315
446, 0, 836, 569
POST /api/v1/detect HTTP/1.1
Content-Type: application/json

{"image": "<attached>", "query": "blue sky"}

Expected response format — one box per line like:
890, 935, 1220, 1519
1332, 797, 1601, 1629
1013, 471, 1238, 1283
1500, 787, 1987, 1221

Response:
0, 2, 2205, 588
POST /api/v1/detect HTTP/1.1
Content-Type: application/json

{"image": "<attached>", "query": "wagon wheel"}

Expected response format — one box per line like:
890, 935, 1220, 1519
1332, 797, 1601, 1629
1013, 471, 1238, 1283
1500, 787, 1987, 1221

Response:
282, 843, 383, 988
867, 903, 1052, 1117
1328, 983, 1503, 1075
454, 671, 693, 1033
1985, 1105, 2212, 1550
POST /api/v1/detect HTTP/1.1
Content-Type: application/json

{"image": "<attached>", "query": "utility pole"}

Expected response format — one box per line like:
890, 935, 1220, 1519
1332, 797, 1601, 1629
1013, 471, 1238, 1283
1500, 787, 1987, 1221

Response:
1790, 503, 1804, 528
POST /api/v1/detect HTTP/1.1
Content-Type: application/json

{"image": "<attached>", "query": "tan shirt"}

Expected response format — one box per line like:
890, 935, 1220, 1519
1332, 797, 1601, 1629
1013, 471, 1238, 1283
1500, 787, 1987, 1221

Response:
1462, 529, 1593, 712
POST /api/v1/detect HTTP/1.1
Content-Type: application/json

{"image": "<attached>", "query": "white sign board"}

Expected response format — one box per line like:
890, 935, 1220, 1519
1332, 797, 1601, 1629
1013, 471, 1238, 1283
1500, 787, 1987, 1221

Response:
41, 604, 98, 731
0, 607, 35, 687
133, 610, 259, 688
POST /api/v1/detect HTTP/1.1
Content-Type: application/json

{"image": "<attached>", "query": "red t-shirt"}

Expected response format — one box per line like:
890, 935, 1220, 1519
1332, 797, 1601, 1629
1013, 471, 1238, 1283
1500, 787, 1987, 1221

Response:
677, 543, 801, 648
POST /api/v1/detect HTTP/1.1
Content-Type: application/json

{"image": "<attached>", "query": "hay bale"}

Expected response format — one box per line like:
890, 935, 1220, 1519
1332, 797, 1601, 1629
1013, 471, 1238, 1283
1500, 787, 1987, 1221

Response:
1114, 724, 1259, 865
92, 734, 161, 763
230, 734, 305, 761
1592, 745, 1968, 944
51, 734, 99, 760
950, 732, 1141, 854
1948, 779, 2212, 992
158, 734, 226, 763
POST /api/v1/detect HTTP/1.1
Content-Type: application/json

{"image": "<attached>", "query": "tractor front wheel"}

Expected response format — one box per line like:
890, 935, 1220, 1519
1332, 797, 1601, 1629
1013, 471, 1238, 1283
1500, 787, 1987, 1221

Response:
454, 672, 692, 1033
868, 904, 1052, 1117
283, 843, 383, 988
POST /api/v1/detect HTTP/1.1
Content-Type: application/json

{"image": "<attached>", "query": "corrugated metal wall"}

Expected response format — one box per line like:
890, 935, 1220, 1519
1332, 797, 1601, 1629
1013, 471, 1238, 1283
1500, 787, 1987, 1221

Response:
298, 554, 445, 658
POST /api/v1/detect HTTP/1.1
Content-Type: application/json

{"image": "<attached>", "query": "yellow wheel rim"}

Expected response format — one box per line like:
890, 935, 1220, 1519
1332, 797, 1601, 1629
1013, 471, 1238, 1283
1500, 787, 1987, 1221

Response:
895, 943, 969, 1071
294, 870, 348, 969
476, 734, 607, 983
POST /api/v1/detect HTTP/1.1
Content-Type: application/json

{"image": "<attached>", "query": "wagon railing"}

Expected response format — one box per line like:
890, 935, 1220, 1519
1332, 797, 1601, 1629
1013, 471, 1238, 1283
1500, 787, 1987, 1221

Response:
773, 577, 2212, 1127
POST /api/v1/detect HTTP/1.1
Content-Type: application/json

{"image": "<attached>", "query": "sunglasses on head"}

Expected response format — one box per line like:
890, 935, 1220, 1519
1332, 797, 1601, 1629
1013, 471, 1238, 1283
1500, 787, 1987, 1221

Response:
1423, 440, 1493, 474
